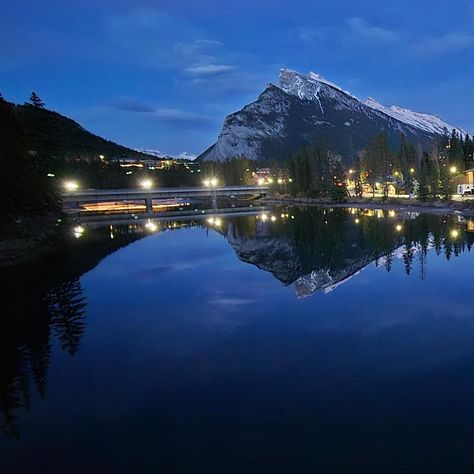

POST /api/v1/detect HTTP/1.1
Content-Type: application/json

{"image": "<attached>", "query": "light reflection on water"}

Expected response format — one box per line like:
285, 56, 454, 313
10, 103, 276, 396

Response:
2, 207, 474, 473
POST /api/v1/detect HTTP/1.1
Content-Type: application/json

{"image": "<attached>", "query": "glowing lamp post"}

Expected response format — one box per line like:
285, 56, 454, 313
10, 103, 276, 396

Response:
140, 179, 154, 212
64, 180, 79, 192
140, 179, 153, 190
203, 177, 219, 209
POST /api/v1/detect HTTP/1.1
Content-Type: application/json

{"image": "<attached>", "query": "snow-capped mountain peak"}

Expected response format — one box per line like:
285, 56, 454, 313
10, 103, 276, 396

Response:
279, 68, 358, 102
278, 68, 463, 136
175, 151, 197, 161
137, 149, 196, 161
199, 67, 466, 164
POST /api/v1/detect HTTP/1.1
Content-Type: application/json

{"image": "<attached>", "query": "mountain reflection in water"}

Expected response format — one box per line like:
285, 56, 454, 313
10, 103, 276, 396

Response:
222, 207, 473, 297
0, 207, 473, 446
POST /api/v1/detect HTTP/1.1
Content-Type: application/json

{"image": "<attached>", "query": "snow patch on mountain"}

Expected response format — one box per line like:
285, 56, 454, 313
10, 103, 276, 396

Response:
364, 97, 464, 136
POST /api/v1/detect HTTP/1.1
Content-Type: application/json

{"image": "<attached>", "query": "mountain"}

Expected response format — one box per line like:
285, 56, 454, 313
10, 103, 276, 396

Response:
0, 100, 155, 161
198, 68, 463, 164
137, 149, 197, 161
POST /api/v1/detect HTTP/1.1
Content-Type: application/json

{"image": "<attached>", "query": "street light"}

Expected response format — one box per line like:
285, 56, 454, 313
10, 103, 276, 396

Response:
451, 229, 459, 238
395, 224, 403, 232
73, 225, 84, 238
204, 178, 218, 187
450, 166, 458, 174
409, 168, 415, 174
64, 180, 79, 192
140, 179, 153, 189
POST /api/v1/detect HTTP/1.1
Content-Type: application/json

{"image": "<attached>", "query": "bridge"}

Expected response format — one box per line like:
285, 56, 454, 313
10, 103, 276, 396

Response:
62, 185, 269, 212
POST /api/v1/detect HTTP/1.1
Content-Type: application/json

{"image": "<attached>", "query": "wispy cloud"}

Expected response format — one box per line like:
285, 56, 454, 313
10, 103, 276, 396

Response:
184, 64, 236, 76
153, 108, 210, 124
109, 97, 155, 113
295, 26, 329, 42
347, 17, 399, 43
411, 32, 474, 56
175, 40, 237, 78
108, 99, 211, 125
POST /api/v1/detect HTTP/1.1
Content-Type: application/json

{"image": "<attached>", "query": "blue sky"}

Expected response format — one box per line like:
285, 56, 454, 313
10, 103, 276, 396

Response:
1, 0, 474, 155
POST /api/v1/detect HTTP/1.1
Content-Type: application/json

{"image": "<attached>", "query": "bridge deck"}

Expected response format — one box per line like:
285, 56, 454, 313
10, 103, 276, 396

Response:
63, 185, 269, 203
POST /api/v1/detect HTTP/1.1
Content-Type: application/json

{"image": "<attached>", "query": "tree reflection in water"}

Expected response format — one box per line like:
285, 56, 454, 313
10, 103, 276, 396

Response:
0, 278, 86, 439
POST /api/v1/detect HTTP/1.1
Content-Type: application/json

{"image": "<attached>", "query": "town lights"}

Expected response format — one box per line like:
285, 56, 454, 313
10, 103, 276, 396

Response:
451, 229, 459, 238
409, 168, 415, 174
395, 224, 403, 232
258, 178, 265, 186
277, 178, 283, 185
450, 166, 458, 174
64, 180, 79, 192
140, 179, 153, 189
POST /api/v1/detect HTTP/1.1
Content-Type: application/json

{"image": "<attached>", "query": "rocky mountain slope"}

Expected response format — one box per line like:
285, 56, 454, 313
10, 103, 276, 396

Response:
199, 69, 463, 164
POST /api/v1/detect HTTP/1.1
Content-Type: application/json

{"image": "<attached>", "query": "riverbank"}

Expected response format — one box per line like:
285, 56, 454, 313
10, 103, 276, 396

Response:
0, 214, 62, 268
264, 196, 474, 217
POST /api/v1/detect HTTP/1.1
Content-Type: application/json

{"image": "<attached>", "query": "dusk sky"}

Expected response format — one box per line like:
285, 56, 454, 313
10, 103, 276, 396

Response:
2, 0, 474, 155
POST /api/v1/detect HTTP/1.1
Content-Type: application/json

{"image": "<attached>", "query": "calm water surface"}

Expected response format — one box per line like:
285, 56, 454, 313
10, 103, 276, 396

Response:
2, 207, 474, 473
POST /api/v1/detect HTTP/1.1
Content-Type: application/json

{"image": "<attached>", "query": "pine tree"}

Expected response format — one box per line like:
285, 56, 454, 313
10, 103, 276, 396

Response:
439, 165, 453, 200
27, 91, 45, 108
0, 92, 5, 103
417, 157, 430, 201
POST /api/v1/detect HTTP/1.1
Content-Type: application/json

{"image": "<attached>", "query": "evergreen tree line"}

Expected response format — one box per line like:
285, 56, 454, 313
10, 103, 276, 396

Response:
287, 146, 347, 200
0, 98, 60, 235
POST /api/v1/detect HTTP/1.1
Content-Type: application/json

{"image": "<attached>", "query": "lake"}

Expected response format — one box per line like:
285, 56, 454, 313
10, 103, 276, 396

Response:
2, 206, 474, 473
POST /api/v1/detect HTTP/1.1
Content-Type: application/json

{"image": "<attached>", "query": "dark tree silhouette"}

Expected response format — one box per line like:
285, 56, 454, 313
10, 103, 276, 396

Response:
27, 91, 45, 108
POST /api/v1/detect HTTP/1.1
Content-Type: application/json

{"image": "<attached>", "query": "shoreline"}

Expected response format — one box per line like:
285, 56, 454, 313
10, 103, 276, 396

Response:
0, 214, 62, 268
264, 196, 474, 217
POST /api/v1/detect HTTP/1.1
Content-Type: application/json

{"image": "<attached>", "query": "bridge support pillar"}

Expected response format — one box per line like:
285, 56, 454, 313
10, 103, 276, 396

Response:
211, 190, 217, 211
145, 198, 153, 212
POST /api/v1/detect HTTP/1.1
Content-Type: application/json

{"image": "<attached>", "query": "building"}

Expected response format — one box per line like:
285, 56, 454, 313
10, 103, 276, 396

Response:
464, 168, 474, 185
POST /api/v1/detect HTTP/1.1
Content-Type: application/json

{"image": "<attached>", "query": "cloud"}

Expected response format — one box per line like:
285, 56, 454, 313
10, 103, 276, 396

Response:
107, 99, 211, 126
153, 108, 211, 124
411, 32, 474, 56
184, 64, 236, 76
109, 97, 155, 112
175, 40, 238, 78
348, 17, 399, 43
295, 26, 328, 42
